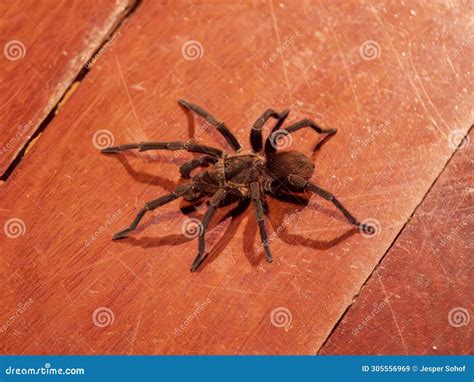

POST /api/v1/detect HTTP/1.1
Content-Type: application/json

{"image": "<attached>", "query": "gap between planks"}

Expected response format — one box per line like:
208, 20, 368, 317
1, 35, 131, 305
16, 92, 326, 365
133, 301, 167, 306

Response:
316, 124, 473, 354
0, 0, 143, 182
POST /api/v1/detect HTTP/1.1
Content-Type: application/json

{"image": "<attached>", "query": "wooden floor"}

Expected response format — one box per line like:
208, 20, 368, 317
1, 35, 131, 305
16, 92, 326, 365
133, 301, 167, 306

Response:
0, 0, 472, 355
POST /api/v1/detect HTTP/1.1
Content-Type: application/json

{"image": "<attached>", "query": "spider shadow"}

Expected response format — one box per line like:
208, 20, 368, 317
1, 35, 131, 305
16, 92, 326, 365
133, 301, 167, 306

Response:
118, 199, 248, 269
102, 103, 229, 193
195, 199, 250, 271
107, 154, 183, 192
115, 192, 358, 271
200, 193, 358, 270
269, 193, 360, 249
179, 102, 231, 150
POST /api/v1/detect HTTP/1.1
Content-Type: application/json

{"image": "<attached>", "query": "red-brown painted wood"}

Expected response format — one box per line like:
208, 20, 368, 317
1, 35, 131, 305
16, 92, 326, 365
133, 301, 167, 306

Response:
0, 0, 135, 175
320, 129, 473, 355
0, 1, 472, 354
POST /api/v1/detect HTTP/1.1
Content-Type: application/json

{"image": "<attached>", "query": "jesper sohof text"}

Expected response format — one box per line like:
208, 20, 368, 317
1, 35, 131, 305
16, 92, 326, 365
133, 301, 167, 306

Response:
420, 365, 466, 373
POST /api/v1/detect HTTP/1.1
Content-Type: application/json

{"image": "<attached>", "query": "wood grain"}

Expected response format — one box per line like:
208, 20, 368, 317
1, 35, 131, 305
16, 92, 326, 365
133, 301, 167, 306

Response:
0, 0, 135, 176
0, 0, 472, 354
320, 129, 473, 355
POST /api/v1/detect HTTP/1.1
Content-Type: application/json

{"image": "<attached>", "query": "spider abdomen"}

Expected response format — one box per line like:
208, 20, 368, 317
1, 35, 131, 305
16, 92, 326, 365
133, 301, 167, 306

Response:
266, 151, 314, 180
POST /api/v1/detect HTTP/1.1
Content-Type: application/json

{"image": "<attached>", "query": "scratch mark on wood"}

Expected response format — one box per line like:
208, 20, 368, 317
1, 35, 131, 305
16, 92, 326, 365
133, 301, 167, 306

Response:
369, 6, 447, 138
376, 271, 408, 354
268, 0, 294, 105
407, 42, 452, 132
115, 56, 146, 138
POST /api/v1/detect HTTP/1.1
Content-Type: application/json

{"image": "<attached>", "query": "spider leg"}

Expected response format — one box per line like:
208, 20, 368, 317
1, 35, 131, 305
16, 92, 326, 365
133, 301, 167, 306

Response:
250, 182, 273, 262
190, 189, 227, 272
112, 183, 193, 240
179, 155, 218, 179
250, 109, 289, 153
178, 99, 242, 152
101, 141, 223, 158
286, 175, 374, 233
265, 118, 336, 156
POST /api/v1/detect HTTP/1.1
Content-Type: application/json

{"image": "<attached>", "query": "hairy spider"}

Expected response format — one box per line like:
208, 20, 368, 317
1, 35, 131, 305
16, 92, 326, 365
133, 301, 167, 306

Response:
101, 99, 374, 271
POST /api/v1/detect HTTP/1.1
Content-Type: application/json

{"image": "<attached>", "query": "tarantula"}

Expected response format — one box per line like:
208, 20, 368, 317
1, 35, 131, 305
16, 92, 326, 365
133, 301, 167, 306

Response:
101, 99, 374, 271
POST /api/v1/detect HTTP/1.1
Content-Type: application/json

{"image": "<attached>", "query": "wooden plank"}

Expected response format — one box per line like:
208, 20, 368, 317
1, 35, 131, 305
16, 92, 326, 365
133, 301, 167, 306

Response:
0, 1, 472, 354
320, 129, 473, 355
0, 0, 136, 176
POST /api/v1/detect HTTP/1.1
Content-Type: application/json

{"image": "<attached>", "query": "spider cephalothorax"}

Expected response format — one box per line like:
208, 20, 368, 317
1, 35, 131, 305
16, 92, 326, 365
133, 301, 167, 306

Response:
102, 99, 374, 271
